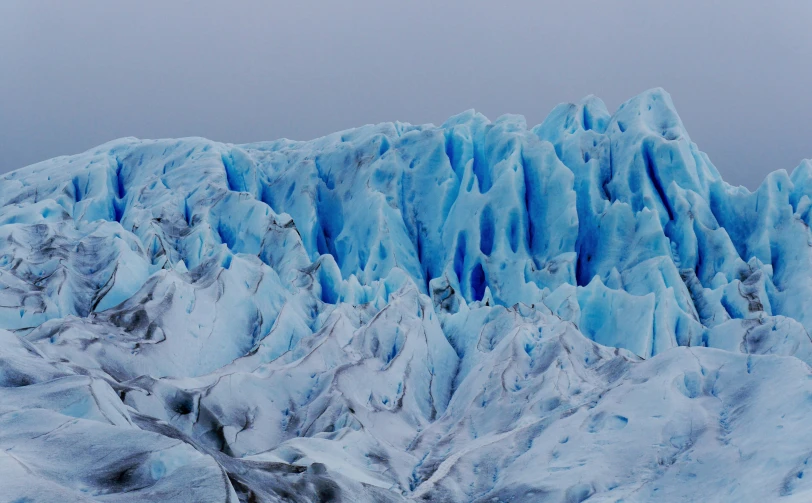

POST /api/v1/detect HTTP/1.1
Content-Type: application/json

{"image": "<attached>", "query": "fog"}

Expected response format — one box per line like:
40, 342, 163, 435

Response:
3, 1, 812, 188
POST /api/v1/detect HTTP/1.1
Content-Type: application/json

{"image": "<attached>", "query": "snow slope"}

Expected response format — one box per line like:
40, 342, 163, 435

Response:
2, 88, 812, 502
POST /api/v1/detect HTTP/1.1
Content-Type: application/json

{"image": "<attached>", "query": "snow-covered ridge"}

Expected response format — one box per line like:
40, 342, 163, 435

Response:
3, 88, 812, 502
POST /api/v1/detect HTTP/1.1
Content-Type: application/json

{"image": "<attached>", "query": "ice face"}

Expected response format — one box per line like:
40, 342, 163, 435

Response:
2, 88, 812, 501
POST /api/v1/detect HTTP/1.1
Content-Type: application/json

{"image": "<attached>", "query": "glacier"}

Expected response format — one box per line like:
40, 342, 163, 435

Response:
2, 88, 812, 501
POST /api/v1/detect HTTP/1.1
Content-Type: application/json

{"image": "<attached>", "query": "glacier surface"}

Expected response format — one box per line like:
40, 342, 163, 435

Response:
2, 88, 812, 502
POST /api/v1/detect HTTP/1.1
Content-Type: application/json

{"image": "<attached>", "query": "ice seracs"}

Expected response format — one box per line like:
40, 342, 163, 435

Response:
2, 88, 812, 502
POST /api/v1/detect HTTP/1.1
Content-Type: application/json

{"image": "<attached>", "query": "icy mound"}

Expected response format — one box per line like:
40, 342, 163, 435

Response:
3, 88, 812, 502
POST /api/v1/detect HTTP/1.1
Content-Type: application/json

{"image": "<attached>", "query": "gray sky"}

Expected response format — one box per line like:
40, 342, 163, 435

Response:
2, 1, 811, 189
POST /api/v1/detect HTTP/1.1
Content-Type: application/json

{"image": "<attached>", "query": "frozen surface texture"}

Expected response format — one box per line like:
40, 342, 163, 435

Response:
2, 89, 812, 502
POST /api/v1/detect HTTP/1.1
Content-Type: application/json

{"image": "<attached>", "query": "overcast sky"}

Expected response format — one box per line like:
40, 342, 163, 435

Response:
2, 1, 811, 189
